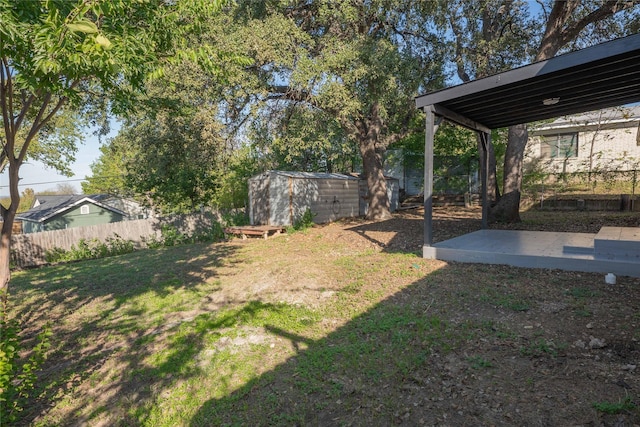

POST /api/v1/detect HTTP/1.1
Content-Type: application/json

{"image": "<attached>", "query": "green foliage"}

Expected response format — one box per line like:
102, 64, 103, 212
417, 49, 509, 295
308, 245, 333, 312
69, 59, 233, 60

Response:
88, 46, 251, 212
251, 104, 361, 173
467, 356, 493, 370
81, 140, 128, 196
0, 312, 52, 424
214, 147, 265, 211
149, 226, 191, 248
592, 397, 636, 414
520, 338, 563, 358
288, 208, 315, 233
214, 1, 447, 216
45, 234, 135, 263
480, 289, 530, 312
121, 105, 226, 213
0, 0, 233, 295
144, 223, 225, 249
221, 209, 249, 227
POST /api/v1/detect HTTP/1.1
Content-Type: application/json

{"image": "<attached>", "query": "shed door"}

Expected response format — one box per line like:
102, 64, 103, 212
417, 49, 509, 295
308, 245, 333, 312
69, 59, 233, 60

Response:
249, 178, 270, 225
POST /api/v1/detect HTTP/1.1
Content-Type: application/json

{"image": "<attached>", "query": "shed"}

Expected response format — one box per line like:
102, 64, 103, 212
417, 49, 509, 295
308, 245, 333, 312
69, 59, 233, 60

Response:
248, 171, 360, 226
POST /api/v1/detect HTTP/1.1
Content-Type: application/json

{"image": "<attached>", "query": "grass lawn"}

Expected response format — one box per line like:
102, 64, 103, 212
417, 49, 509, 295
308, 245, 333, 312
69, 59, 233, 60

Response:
5, 207, 640, 426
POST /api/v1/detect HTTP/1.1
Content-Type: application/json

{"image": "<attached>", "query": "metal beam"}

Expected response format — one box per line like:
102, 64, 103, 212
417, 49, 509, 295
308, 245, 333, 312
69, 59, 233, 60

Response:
415, 34, 640, 111
415, 34, 640, 130
430, 104, 491, 134
479, 132, 491, 229
423, 107, 436, 249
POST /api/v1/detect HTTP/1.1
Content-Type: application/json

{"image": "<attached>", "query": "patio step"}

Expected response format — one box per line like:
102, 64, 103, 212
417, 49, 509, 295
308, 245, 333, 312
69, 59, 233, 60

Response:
594, 227, 640, 261
563, 244, 595, 255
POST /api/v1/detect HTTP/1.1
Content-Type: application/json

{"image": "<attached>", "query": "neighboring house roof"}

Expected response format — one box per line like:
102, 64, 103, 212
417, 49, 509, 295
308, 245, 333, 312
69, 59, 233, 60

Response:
531, 106, 640, 133
17, 194, 127, 223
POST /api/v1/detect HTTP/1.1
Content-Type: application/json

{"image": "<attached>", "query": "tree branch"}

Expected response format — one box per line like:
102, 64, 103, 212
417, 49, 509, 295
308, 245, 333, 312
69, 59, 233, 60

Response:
448, 14, 471, 83
537, 0, 635, 60
560, 1, 632, 47
13, 92, 37, 133
268, 85, 322, 110
0, 56, 16, 172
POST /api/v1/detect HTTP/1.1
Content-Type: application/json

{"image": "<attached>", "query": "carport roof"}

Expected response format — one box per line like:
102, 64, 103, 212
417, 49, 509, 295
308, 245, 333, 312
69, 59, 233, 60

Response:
415, 33, 640, 130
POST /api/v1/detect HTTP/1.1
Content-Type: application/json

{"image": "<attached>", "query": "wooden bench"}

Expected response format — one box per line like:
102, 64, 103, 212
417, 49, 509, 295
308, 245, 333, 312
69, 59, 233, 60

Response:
224, 225, 286, 240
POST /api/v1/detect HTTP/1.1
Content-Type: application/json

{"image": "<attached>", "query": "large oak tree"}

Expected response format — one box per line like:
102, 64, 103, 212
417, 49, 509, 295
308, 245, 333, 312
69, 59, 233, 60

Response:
218, 1, 445, 220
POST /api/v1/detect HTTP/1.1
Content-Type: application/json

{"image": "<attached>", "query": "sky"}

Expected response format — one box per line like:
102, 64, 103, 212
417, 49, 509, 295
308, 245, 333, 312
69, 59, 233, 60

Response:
0, 123, 120, 198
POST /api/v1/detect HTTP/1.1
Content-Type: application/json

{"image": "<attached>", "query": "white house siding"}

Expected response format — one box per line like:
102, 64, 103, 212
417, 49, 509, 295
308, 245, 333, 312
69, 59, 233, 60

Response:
527, 108, 640, 174
385, 149, 423, 196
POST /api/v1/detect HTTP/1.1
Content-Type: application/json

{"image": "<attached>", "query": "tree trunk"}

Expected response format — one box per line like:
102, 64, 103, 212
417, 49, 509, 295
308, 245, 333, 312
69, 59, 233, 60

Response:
0, 164, 20, 308
491, 124, 526, 222
492, 1, 629, 224
0, 212, 15, 296
360, 137, 391, 220
477, 133, 500, 206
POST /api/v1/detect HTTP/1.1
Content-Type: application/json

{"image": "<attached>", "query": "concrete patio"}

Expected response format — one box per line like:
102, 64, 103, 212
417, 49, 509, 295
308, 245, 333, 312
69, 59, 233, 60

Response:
424, 227, 640, 278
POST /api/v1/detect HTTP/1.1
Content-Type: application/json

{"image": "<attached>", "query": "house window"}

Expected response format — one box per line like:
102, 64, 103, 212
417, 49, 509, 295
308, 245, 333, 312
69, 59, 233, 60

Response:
541, 133, 578, 158
636, 122, 640, 146
80, 205, 90, 215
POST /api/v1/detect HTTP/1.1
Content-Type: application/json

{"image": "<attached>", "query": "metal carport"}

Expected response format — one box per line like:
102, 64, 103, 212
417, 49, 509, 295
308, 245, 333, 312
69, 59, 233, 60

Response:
414, 33, 640, 277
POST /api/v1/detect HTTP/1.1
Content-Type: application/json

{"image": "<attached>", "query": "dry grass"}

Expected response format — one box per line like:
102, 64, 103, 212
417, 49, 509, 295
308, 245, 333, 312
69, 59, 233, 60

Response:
6, 206, 640, 426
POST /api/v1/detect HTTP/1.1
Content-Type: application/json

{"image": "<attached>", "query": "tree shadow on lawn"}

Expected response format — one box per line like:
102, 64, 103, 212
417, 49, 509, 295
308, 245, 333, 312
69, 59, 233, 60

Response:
9, 209, 640, 425
344, 207, 482, 253
9, 241, 247, 426
189, 262, 640, 426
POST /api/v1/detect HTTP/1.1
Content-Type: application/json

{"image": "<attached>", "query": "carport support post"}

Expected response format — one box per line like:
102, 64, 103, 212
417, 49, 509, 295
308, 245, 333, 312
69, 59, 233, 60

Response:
423, 107, 436, 248
479, 131, 491, 229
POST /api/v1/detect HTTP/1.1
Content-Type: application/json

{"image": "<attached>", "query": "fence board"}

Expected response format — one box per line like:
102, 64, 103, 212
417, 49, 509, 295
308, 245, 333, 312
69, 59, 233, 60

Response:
10, 213, 219, 268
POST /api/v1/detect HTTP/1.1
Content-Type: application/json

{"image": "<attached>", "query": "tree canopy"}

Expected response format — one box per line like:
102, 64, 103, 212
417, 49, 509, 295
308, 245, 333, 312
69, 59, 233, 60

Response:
0, 0, 228, 293
86, 0, 640, 223
213, 1, 447, 219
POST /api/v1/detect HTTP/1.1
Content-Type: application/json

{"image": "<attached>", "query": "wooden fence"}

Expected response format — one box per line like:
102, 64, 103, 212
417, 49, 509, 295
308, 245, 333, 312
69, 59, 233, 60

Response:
10, 213, 219, 268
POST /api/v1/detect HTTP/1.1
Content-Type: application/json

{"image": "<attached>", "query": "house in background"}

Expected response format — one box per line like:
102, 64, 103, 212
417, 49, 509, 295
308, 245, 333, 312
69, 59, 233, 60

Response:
385, 149, 480, 197
384, 149, 425, 196
526, 106, 640, 175
17, 194, 147, 234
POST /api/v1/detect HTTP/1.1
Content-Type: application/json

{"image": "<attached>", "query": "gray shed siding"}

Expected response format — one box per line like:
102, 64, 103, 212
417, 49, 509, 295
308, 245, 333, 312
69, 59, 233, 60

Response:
249, 171, 360, 226
249, 175, 271, 225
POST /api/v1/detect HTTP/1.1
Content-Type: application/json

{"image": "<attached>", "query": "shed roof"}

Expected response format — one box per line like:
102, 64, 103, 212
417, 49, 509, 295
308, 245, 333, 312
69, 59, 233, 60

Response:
252, 171, 359, 181
415, 33, 640, 130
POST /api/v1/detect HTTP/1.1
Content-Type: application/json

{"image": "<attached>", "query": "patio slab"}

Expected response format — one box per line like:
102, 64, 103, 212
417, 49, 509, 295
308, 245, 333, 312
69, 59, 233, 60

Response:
423, 229, 640, 278
595, 227, 640, 261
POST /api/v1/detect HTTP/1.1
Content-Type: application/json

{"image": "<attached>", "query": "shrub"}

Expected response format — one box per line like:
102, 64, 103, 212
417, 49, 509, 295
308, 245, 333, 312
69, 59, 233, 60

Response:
289, 208, 315, 233
0, 306, 52, 423
45, 234, 136, 263
145, 221, 225, 249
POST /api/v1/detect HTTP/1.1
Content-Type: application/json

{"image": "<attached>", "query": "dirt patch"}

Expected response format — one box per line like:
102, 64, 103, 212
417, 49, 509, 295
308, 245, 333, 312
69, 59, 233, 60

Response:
208, 207, 640, 426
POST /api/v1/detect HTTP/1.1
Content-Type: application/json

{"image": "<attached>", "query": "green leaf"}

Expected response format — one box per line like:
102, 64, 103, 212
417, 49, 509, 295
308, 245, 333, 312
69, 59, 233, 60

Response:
95, 34, 112, 49
67, 20, 98, 34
